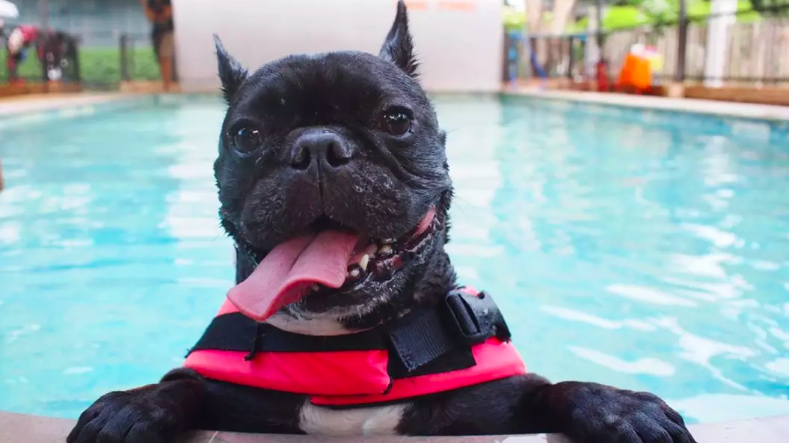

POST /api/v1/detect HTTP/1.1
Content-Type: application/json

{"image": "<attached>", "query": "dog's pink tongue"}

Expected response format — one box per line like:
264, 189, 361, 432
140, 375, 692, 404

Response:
227, 231, 358, 321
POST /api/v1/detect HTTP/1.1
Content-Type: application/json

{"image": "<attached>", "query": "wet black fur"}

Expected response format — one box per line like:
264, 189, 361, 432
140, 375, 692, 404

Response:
212, 2, 452, 326
67, 3, 696, 442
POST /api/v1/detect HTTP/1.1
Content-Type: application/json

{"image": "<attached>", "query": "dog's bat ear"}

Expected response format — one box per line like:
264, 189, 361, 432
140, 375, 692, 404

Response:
379, 0, 418, 77
214, 35, 248, 104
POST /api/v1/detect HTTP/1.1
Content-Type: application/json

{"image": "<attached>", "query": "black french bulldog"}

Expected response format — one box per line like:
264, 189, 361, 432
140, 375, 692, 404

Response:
67, 2, 696, 443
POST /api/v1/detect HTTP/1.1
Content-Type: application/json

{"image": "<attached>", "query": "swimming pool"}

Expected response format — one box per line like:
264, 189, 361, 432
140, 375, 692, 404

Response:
1, 95, 789, 424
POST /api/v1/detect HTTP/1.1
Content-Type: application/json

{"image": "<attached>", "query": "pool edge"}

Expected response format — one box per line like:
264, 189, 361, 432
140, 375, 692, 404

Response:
501, 89, 789, 123
1, 410, 787, 443
0, 93, 221, 131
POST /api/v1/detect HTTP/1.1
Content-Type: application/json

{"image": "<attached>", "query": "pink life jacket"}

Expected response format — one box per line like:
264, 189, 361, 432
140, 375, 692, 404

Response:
184, 287, 526, 406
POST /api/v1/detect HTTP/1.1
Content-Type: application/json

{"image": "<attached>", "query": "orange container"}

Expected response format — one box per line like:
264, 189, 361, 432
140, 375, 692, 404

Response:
618, 54, 652, 91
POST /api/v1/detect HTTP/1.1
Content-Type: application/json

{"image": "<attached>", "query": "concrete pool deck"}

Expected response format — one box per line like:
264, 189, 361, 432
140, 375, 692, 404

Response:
1, 410, 788, 442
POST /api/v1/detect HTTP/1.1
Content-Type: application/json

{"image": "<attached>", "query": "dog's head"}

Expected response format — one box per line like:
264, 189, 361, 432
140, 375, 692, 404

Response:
213, 1, 453, 333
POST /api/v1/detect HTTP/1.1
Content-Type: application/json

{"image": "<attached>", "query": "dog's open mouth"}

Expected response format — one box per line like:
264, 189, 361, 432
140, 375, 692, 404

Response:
228, 207, 439, 321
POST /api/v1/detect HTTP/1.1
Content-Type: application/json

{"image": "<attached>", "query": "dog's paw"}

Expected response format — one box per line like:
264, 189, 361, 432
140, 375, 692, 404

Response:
66, 390, 182, 443
562, 383, 696, 443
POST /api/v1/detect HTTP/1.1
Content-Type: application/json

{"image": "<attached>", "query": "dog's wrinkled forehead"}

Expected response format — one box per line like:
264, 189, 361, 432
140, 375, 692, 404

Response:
231, 52, 433, 124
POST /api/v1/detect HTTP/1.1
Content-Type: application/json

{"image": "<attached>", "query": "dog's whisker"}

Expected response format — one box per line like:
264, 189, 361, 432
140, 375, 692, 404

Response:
450, 196, 478, 215
443, 126, 466, 135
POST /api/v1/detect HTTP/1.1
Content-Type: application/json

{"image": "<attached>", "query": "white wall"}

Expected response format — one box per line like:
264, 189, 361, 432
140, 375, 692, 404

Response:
172, 0, 503, 93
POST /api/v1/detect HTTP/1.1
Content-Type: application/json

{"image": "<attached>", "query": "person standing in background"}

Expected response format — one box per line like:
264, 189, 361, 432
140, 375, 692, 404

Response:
4, 23, 40, 83
139, 0, 174, 91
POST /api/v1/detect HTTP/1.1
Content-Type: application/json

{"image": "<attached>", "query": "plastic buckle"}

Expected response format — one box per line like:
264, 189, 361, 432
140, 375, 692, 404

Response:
444, 289, 492, 345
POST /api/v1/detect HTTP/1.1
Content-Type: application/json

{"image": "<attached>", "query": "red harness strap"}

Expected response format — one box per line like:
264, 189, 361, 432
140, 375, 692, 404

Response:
184, 287, 527, 406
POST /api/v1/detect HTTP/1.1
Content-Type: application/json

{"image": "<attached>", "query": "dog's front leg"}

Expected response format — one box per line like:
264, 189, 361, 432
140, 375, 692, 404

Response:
67, 369, 205, 443
521, 378, 697, 443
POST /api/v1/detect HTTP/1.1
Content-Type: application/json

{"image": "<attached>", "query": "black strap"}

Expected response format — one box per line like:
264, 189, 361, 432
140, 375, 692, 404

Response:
385, 289, 510, 377
189, 315, 387, 355
188, 288, 511, 379
387, 307, 458, 372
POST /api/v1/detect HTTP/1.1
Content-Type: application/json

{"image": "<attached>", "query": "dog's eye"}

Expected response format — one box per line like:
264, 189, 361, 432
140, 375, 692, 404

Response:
233, 126, 262, 153
382, 112, 411, 136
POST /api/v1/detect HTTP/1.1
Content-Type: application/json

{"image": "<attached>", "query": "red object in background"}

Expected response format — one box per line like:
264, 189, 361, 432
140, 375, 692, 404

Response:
596, 60, 609, 91
17, 24, 39, 43
5, 24, 41, 83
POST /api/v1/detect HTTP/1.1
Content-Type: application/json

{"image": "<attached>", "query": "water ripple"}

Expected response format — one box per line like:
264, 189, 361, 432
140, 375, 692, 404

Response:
1, 96, 788, 423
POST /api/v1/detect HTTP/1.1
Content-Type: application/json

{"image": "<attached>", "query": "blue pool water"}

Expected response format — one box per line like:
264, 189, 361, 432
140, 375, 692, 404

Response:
1, 95, 789, 424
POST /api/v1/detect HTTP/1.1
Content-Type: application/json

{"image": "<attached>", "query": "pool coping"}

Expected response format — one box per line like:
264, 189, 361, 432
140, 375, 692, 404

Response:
0, 94, 131, 118
502, 88, 789, 123
0, 93, 156, 132
0, 93, 223, 132
2, 90, 788, 123
2, 410, 788, 443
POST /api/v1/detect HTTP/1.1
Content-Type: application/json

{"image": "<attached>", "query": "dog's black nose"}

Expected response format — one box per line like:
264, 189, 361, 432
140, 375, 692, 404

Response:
290, 129, 352, 171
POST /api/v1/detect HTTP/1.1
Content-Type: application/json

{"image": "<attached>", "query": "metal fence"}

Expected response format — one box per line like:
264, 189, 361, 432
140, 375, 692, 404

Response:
1, 31, 169, 89
508, 3, 789, 88
78, 31, 166, 90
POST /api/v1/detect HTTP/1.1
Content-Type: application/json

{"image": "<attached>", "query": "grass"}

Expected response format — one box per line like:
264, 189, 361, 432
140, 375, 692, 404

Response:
1, 47, 161, 86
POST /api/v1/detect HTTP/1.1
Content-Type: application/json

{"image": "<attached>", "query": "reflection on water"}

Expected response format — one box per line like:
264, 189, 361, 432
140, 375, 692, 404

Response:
0, 100, 233, 418
1, 96, 789, 423
436, 96, 789, 423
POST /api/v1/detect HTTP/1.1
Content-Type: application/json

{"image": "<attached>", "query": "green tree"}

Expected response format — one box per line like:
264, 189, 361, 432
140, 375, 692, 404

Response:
571, 0, 769, 31
748, 0, 789, 15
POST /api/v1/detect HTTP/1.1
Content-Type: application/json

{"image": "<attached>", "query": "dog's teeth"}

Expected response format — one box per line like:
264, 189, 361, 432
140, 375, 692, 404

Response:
359, 254, 370, 271
349, 267, 361, 278
378, 245, 393, 255
382, 238, 394, 244
311, 284, 320, 292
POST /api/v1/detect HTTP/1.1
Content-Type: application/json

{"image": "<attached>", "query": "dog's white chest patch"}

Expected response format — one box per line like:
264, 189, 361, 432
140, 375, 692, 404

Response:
298, 402, 407, 436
